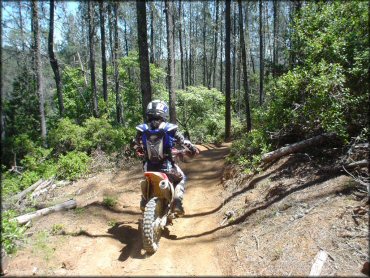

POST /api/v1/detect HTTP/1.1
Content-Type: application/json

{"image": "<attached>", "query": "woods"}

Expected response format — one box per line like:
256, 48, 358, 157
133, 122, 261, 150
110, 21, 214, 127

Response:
1, 0, 368, 257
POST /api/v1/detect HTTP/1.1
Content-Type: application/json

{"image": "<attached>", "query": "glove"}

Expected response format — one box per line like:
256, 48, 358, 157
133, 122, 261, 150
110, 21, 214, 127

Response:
134, 145, 144, 157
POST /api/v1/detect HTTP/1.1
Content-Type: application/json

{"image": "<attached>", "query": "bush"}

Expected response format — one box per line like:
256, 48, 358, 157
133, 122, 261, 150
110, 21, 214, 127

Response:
228, 129, 271, 171
56, 151, 91, 181
1, 210, 26, 254
48, 118, 87, 154
177, 86, 225, 143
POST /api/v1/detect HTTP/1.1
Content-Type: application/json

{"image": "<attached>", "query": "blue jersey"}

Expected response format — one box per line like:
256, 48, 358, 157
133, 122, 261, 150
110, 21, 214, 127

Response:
136, 122, 179, 166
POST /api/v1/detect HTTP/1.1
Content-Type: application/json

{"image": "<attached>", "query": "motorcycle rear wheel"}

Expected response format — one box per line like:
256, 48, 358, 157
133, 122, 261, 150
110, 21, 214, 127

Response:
142, 197, 163, 253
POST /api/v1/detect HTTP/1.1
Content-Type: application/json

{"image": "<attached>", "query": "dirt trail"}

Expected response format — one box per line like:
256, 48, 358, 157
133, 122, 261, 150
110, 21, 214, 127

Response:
5, 144, 232, 276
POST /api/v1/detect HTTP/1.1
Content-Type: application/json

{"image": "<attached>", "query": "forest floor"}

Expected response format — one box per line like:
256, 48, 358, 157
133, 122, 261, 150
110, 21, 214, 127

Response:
3, 143, 369, 276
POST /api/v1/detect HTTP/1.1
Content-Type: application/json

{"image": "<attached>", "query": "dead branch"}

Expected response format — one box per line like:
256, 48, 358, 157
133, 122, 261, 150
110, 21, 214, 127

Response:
261, 133, 336, 163
10, 179, 44, 203
12, 199, 77, 225
309, 250, 328, 276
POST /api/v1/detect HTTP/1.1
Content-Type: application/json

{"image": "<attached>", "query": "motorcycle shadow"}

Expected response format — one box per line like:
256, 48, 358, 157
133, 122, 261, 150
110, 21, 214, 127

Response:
107, 223, 145, 261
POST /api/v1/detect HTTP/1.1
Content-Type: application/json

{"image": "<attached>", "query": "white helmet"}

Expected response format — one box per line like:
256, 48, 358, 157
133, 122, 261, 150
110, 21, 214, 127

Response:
146, 100, 169, 121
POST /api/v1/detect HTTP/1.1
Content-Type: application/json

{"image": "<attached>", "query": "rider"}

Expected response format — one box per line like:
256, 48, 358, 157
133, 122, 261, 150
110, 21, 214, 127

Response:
133, 100, 198, 216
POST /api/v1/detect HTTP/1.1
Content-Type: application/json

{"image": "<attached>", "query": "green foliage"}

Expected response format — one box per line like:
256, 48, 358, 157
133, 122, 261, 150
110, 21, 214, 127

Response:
177, 86, 225, 143
61, 66, 92, 123
262, 61, 353, 138
285, 1, 369, 137
228, 129, 271, 171
229, 1, 368, 169
48, 118, 87, 154
56, 151, 91, 180
82, 117, 135, 154
51, 224, 65, 235
102, 196, 118, 208
1, 210, 26, 254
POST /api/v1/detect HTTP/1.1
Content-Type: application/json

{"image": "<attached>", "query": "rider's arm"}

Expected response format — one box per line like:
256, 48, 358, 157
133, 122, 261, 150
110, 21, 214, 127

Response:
173, 129, 198, 155
132, 131, 144, 157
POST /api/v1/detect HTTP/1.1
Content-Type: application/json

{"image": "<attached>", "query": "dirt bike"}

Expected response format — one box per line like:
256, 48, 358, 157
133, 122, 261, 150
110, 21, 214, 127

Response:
139, 147, 192, 253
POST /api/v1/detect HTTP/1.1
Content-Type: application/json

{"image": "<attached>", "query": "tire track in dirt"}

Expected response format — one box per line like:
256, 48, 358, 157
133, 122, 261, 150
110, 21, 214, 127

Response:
4, 144, 231, 276
117, 143, 230, 275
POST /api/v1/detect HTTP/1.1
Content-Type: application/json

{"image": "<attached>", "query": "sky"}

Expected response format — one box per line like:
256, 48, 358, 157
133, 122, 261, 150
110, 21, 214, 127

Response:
1, 1, 79, 46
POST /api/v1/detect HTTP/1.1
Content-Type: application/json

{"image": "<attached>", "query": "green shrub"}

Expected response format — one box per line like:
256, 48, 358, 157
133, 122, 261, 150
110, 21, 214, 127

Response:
228, 129, 271, 171
102, 196, 118, 208
48, 118, 87, 154
177, 86, 225, 143
56, 151, 91, 180
1, 210, 26, 254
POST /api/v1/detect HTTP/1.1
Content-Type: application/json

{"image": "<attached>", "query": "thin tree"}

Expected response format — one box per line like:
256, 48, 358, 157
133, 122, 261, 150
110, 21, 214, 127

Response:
48, 0, 64, 117
273, 0, 278, 77
245, 2, 255, 75
150, 2, 155, 64
165, 0, 176, 124
220, 9, 224, 93
87, 0, 99, 117
212, 0, 219, 88
178, 0, 185, 89
189, 2, 193, 86
238, 0, 251, 131
113, 2, 123, 124
232, 2, 237, 99
202, 2, 207, 86
31, 0, 47, 146
137, 0, 152, 120
99, 2, 108, 103
225, 0, 231, 140
259, 0, 264, 106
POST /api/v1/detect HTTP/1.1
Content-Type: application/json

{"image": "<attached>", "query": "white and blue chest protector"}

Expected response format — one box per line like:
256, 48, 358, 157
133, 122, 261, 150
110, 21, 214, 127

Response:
136, 122, 178, 165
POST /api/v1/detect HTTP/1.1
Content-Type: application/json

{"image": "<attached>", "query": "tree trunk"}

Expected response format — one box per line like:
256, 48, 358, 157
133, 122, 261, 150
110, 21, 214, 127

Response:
13, 199, 77, 225
273, 0, 278, 77
31, 0, 47, 146
261, 133, 336, 163
113, 2, 123, 124
107, 4, 114, 64
202, 2, 207, 86
87, 0, 99, 118
99, 2, 108, 103
178, 0, 185, 90
165, 0, 176, 124
225, 0, 231, 140
212, 0, 220, 89
150, 2, 155, 64
259, 0, 264, 106
137, 0, 153, 120
232, 2, 237, 99
183, 3, 189, 87
189, 2, 193, 86
48, 0, 64, 117
238, 0, 251, 132
220, 11, 224, 93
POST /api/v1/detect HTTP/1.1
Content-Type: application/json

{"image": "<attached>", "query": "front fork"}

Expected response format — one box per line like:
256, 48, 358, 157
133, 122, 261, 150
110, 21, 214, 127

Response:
140, 179, 174, 227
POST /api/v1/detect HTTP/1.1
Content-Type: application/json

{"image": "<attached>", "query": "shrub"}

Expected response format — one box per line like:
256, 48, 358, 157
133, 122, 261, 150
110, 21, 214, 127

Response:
1, 210, 26, 254
228, 129, 271, 171
56, 151, 91, 181
48, 118, 87, 154
102, 196, 118, 208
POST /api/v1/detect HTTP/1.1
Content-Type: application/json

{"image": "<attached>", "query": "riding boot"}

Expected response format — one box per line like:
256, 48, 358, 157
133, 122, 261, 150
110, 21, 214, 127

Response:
140, 179, 148, 212
173, 181, 185, 216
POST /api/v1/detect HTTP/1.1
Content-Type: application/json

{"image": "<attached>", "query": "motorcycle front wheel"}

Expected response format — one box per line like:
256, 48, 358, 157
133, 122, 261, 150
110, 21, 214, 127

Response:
142, 197, 163, 253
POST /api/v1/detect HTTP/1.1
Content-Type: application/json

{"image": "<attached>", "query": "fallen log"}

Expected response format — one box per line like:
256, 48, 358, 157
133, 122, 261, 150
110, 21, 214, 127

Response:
12, 199, 77, 225
261, 133, 336, 163
31, 180, 54, 199
309, 250, 328, 276
11, 179, 44, 203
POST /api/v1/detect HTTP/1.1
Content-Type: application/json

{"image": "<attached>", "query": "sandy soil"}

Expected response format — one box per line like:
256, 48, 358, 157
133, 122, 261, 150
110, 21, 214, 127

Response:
4, 143, 232, 276
4, 143, 368, 276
